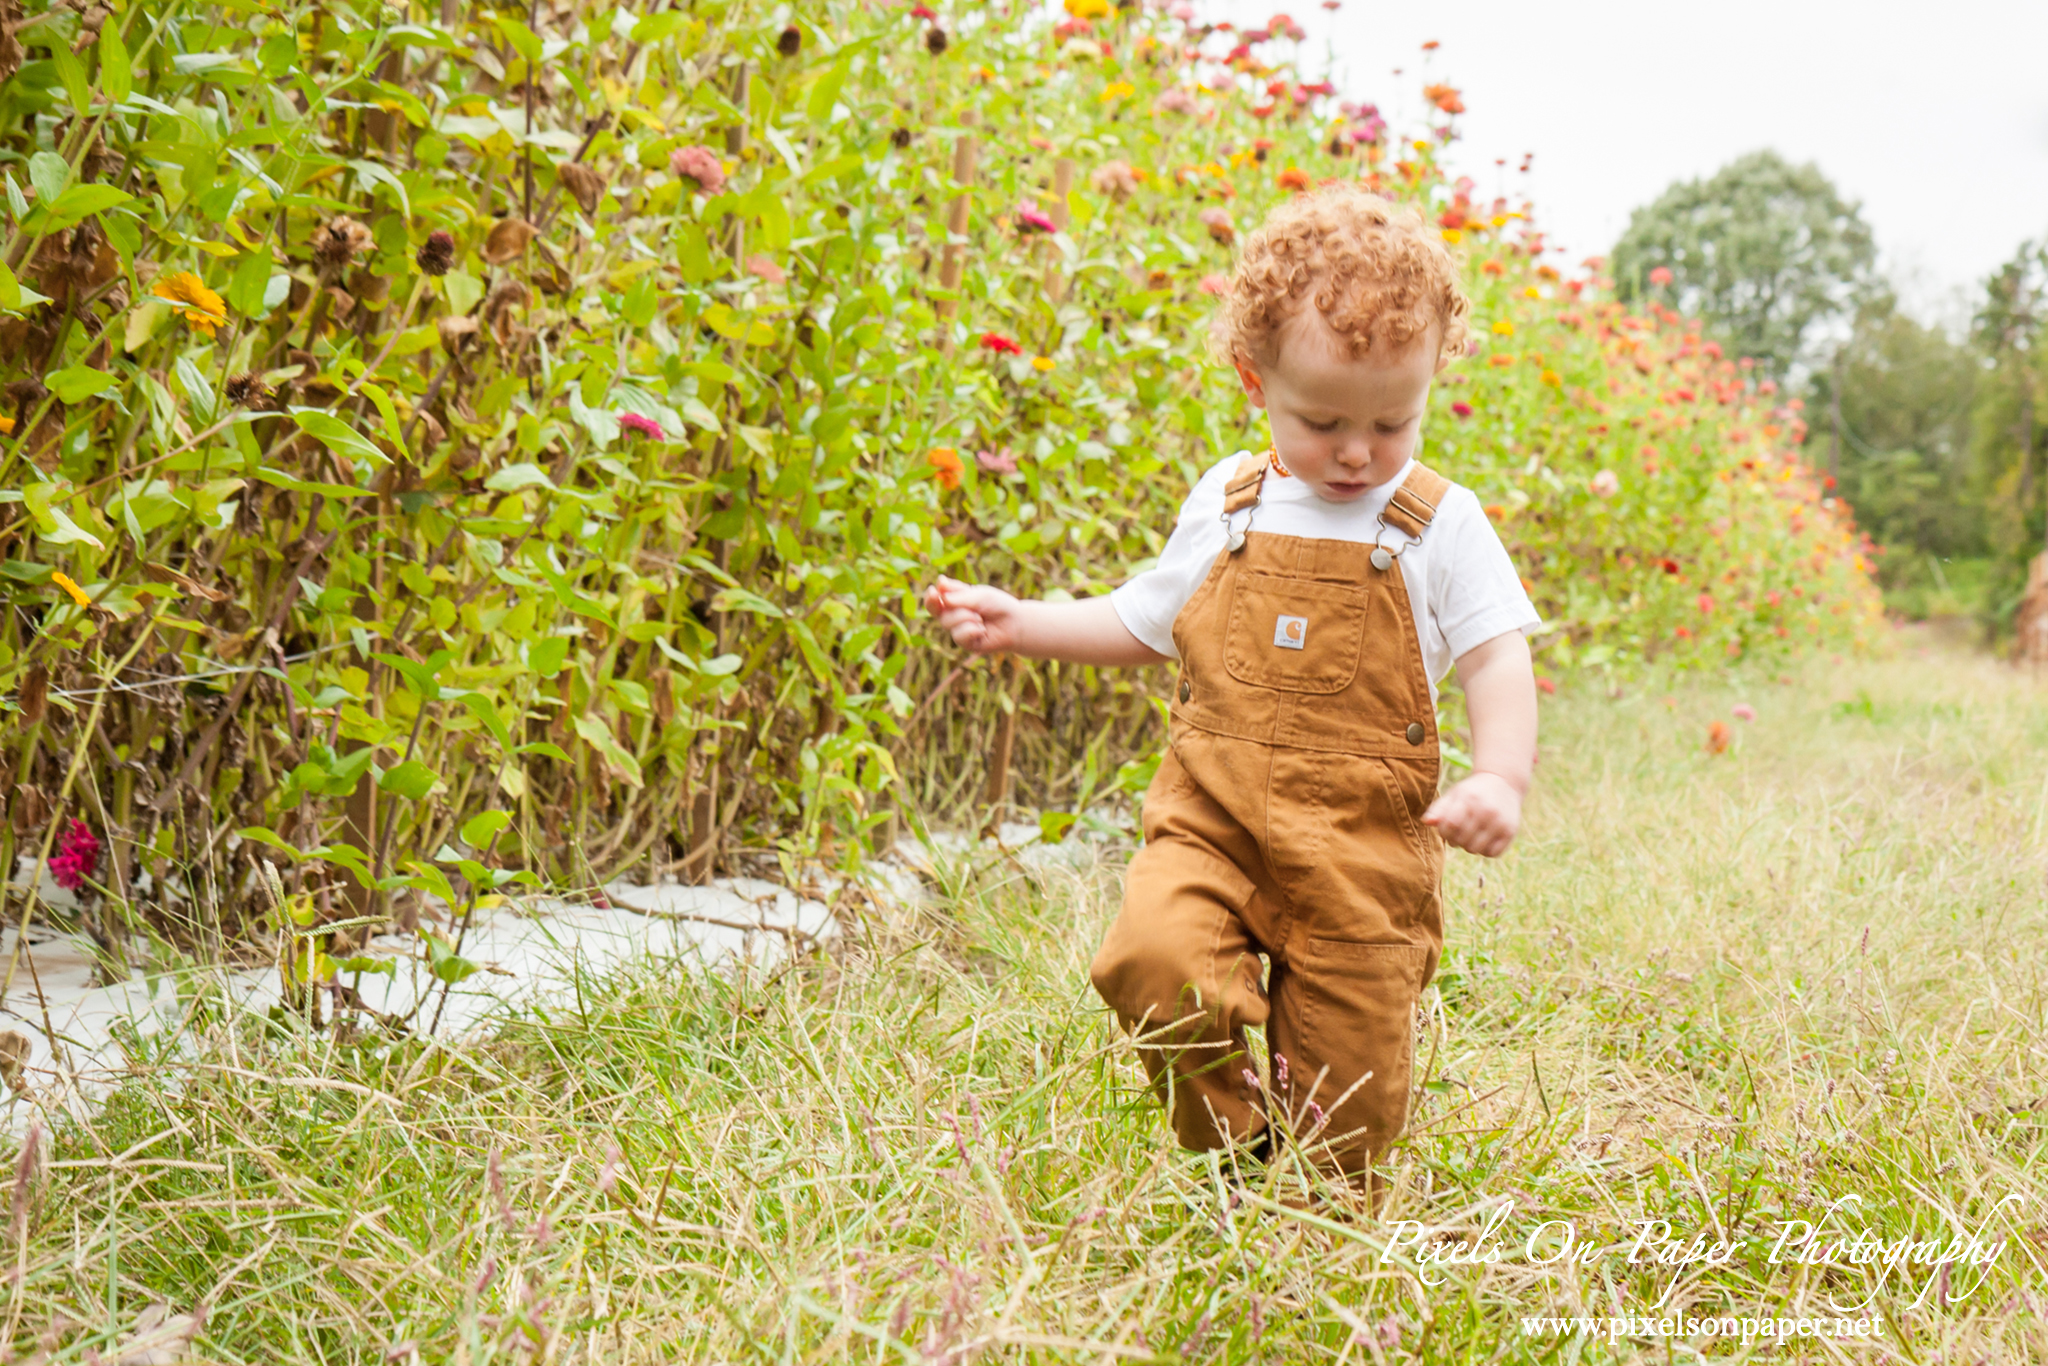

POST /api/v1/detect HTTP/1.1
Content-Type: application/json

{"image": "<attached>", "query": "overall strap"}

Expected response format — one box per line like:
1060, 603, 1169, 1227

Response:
1221, 452, 1268, 515
1381, 462, 1450, 539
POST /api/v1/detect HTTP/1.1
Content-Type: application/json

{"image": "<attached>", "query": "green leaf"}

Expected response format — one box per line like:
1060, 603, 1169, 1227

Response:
45, 366, 116, 404
253, 468, 375, 500
50, 42, 90, 114
98, 26, 133, 105
485, 463, 555, 493
43, 184, 132, 230
572, 714, 644, 788
460, 810, 511, 848
226, 247, 274, 318
495, 16, 544, 64
1039, 811, 1079, 843
378, 759, 439, 801
425, 933, 481, 984
26, 153, 69, 207
292, 409, 390, 468
807, 58, 851, 125
527, 636, 570, 676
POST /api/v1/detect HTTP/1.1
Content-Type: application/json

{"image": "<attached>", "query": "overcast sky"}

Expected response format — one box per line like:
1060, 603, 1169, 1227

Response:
1223, 0, 2048, 326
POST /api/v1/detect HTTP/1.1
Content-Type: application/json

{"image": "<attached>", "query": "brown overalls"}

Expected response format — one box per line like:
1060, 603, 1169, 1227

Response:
1091, 455, 1450, 1180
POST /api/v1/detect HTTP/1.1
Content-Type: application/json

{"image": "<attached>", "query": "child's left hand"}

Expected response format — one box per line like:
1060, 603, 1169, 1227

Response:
1423, 771, 1522, 858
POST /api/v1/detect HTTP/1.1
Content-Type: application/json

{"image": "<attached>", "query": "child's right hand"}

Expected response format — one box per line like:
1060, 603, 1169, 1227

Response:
925, 575, 1026, 655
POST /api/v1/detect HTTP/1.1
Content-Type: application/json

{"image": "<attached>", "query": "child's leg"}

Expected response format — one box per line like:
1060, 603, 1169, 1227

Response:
1090, 752, 1279, 1151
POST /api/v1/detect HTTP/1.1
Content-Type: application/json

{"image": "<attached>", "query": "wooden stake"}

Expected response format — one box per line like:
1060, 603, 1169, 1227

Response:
1044, 157, 1075, 304
724, 63, 749, 265
985, 658, 1017, 811
936, 114, 979, 348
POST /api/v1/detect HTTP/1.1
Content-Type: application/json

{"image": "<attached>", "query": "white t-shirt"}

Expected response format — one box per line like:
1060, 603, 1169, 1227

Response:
1111, 453, 1541, 695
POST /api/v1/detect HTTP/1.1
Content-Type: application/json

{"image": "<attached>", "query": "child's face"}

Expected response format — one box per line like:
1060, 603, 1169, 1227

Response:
1234, 313, 1445, 503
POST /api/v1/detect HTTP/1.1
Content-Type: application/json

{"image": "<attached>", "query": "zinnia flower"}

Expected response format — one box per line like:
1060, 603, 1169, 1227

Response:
910, 4, 936, 18
1154, 88, 1198, 115
976, 448, 1018, 475
1450, 400, 1474, 418
415, 230, 456, 276
1589, 469, 1619, 498
927, 447, 963, 490
51, 571, 91, 609
618, 413, 666, 440
1648, 266, 1674, 286
745, 254, 787, 284
1197, 273, 1231, 296
1276, 166, 1310, 191
1015, 206, 1058, 233
1030, 356, 1055, 372
1089, 161, 1140, 200
1535, 677, 1556, 695
1733, 703, 1756, 722
1197, 207, 1235, 244
48, 820, 100, 892
1422, 83, 1464, 115
311, 216, 374, 272
1491, 319, 1514, 336
670, 145, 727, 195
150, 272, 227, 336
979, 332, 1022, 354
1705, 720, 1731, 754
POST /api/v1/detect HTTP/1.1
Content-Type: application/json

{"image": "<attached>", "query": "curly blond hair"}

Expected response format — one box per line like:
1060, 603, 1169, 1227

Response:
1210, 184, 1471, 368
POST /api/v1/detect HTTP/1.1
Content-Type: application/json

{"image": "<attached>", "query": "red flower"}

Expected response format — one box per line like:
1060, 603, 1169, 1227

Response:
49, 820, 100, 892
1015, 206, 1058, 233
979, 332, 1022, 354
1648, 266, 1675, 286
1450, 400, 1474, 418
911, 3, 936, 17
1660, 558, 1681, 575
1535, 677, 1556, 695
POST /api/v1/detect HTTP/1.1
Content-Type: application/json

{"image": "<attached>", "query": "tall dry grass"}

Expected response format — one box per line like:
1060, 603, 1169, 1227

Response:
2, 635, 2044, 1363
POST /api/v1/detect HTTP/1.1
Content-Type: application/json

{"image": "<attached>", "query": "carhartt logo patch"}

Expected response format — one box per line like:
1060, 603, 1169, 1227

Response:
1273, 615, 1307, 650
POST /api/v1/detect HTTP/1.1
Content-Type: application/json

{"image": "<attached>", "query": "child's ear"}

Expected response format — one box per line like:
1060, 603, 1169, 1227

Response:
1233, 357, 1267, 408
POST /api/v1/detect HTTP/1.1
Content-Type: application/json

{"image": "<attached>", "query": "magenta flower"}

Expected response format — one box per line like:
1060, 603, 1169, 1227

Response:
48, 820, 99, 892
1733, 703, 1756, 722
975, 447, 1018, 474
669, 145, 726, 195
1450, 400, 1474, 418
618, 413, 666, 440
1015, 206, 1058, 234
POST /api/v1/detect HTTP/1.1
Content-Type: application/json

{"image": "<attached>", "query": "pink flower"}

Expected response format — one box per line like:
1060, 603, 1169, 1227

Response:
1732, 703, 1756, 722
975, 447, 1018, 474
48, 820, 99, 892
618, 413, 666, 440
1154, 87, 1198, 115
669, 145, 726, 195
1590, 469, 1619, 498
910, 3, 936, 18
1015, 206, 1058, 233
1169, 1, 1195, 17
1197, 273, 1231, 296
1450, 400, 1474, 418
1197, 207, 1235, 244
745, 254, 786, 284
979, 332, 1022, 354
1648, 266, 1674, 287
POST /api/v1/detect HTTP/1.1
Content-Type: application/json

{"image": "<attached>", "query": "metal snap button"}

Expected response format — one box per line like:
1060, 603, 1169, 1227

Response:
1179, 678, 1192, 703
1405, 721, 1425, 745
1371, 546, 1393, 572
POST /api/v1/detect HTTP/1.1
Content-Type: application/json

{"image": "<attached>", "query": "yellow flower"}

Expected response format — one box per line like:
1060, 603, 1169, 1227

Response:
1540, 369, 1561, 386
0, 415, 13, 434
1440, 228, 1462, 244
1100, 80, 1135, 102
1031, 356, 1055, 372
1523, 286, 1541, 299
51, 572, 91, 609
1491, 319, 1515, 336
1064, 0, 1111, 16
1491, 215, 1509, 228
150, 271, 227, 337
1412, 140, 1431, 153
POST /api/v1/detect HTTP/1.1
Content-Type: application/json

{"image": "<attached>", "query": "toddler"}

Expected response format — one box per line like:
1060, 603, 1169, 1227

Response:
925, 186, 1539, 1189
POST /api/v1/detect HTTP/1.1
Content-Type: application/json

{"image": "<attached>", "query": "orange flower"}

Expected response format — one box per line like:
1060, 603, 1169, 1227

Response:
927, 447, 963, 490
1705, 720, 1731, 754
1480, 259, 1505, 276
51, 571, 91, 609
1275, 166, 1310, 191
150, 271, 227, 336
1422, 83, 1464, 115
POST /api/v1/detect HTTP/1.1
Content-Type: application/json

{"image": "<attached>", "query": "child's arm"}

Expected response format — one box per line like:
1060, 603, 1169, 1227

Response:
924, 576, 1170, 667
1423, 630, 1537, 858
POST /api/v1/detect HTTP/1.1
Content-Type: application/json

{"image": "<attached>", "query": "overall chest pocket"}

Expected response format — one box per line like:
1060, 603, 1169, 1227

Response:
1222, 572, 1369, 694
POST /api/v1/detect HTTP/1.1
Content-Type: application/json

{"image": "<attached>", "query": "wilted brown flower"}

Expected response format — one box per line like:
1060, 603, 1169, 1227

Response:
222, 372, 269, 409
1198, 206, 1235, 244
1089, 160, 1141, 201
556, 162, 606, 216
437, 315, 481, 353
480, 218, 535, 265
889, 128, 912, 150
312, 216, 374, 272
776, 24, 802, 56
415, 230, 455, 276
925, 26, 948, 54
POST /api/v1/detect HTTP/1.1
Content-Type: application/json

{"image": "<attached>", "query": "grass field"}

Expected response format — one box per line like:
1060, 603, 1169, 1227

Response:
7, 634, 2048, 1364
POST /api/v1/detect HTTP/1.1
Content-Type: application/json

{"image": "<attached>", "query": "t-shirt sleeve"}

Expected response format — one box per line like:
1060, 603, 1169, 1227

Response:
1110, 457, 1236, 659
1429, 487, 1543, 660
